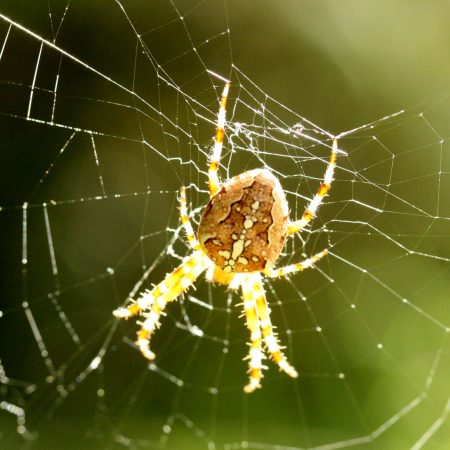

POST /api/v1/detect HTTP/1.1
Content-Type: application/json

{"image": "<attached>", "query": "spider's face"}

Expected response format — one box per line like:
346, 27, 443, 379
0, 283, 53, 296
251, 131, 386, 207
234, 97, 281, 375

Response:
198, 168, 289, 273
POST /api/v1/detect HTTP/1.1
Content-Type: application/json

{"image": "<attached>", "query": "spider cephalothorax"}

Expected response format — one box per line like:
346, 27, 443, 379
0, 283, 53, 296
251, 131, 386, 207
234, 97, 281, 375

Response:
114, 78, 339, 392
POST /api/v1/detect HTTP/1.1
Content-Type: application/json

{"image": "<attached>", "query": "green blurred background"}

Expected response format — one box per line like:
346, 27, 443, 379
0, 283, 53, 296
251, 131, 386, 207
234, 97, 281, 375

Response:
0, 1, 449, 449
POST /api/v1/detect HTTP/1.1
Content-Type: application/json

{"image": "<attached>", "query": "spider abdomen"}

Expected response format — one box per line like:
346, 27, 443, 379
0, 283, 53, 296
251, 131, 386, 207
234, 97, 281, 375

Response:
198, 168, 289, 272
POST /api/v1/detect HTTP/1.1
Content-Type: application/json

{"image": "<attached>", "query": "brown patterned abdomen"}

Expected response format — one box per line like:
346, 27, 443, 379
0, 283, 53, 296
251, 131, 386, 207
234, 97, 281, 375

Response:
198, 169, 288, 272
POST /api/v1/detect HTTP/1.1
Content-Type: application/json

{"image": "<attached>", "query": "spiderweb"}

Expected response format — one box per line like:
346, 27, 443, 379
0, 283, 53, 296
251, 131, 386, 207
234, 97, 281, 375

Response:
1, 1, 449, 449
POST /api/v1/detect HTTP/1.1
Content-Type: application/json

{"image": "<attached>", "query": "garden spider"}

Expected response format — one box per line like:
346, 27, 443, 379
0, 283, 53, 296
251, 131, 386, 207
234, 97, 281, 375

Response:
114, 80, 340, 393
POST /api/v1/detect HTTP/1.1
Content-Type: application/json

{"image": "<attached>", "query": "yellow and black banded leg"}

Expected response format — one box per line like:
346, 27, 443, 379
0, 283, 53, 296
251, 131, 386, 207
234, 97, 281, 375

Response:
179, 187, 201, 251
113, 251, 209, 359
252, 274, 298, 379
287, 138, 338, 235
241, 275, 266, 393
264, 249, 328, 279
208, 82, 230, 198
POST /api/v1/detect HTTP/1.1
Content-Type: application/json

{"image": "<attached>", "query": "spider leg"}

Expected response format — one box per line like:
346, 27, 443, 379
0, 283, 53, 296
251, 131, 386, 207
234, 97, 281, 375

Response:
208, 81, 230, 198
179, 186, 201, 251
241, 275, 266, 393
264, 249, 328, 279
251, 274, 299, 379
113, 251, 209, 360
287, 138, 339, 235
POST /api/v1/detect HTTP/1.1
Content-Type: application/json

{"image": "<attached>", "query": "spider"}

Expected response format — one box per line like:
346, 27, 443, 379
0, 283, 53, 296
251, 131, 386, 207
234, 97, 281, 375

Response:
113, 80, 340, 393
